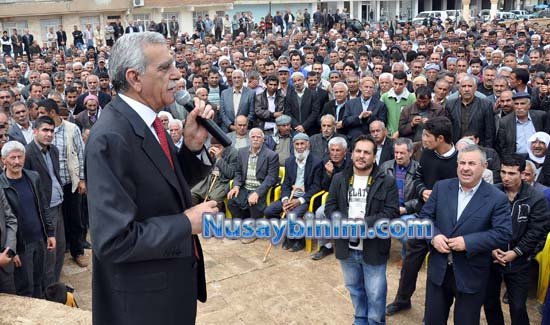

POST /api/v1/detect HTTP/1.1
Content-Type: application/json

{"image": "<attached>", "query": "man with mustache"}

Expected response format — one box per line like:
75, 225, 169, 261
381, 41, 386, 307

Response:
496, 92, 546, 157
264, 133, 323, 252
325, 134, 399, 324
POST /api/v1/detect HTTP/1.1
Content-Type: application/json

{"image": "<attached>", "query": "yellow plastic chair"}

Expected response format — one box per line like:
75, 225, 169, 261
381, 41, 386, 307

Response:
224, 180, 233, 218
535, 232, 550, 303
306, 191, 328, 252
266, 167, 285, 205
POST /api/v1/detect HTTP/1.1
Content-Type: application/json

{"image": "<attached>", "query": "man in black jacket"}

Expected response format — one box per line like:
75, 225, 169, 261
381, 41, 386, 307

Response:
0, 141, 55, 298
484, 155, 550, 325
255, 75, 285, 134
387, 116, 458, 315
284, 72, 320, 136
445, 76, 495, 147
23, 116, 65, 289
56, 25, 67, 52
325, 134, 399, 325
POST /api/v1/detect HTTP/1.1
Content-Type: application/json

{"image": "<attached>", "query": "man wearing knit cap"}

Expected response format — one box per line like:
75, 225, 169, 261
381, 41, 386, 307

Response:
75, 94, 100, 130
264, 114, 295, 166
264, 132, 323, 252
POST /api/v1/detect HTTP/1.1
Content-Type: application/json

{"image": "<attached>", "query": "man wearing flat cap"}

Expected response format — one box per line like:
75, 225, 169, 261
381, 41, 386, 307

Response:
264, 133, 323, 251
496, 92, 547, 157
265, 115, 296, 166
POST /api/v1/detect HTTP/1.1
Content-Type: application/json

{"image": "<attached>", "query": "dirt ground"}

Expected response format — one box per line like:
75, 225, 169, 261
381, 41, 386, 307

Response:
2, 237, 543, 324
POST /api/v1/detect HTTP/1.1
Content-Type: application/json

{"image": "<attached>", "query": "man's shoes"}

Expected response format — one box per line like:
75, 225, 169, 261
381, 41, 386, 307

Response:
82, 241, 92, 249
73, 255, 89, 268
282, 238, 291, 250
311, 246, 333, 260
386, 301, 412, 316
290, 240, 305, 252
240, 238, 257, 244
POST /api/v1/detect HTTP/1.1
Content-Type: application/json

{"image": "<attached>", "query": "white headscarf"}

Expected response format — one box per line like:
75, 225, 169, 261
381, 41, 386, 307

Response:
527, 132, 550, 164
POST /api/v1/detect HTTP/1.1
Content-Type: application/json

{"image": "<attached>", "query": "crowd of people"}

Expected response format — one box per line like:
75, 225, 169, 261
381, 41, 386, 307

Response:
0, 7, 549, 324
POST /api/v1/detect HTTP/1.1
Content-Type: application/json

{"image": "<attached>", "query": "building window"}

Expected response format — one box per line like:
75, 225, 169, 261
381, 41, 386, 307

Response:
3, 21, 28, 36
216, 11, 225, 18
133, 13, 151, 30
162, 12, 179, 21
40, 18, 61, 44
192, 11, 209, 26
80, 16, 100, 33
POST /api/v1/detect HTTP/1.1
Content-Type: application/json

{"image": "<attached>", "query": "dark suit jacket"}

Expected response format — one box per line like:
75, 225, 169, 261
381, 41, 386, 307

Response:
56, 30, 67, 46
125, 26, 139, 33
420, 179, 512, 294
378, 137, 395, 165
74, 110, 99, 130
283, 88, 320, 135
157, 22, 168, 37
280, 154, 323, 203
254, 90, 285, 131
342, 97, 387, 141
320, 99, 347, 123
233, 146, 279, 199
445, 97, 496, 147
86, 96, 212, 325
7, 123, 28, 145
74, 91, 112, 115
24, 141, 61, 205
22, 34, 33, 49
496, 110, 547, 156
219, 86, 256, 132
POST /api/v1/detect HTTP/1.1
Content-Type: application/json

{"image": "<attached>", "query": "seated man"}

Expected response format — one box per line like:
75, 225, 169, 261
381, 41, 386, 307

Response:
312, 136, 351, 260
310, 114, 346, 159
264, 115, 295, 166
264, 133, 323, 252
227, 115, 250, 150
227, 128, 279, 243
191, 137, 238, 211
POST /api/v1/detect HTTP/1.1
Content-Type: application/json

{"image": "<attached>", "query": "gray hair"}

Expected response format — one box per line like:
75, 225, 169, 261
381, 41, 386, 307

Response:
158, 111, 174, 121
249, 127, 264, 137
394, 138, 414, 152
291, 71, 305, 80
1, 140, 25, 158
328, 136, 348, 150
332, 81, 348, 93
497, 66, 512, 74
168, 119, 183, 129
379, 72, 393, 81
525, 159, 537, 171
320, 114, 336, 125
457, 144, 487, 164
109, 32, 167, 92
232, 69, 245, 78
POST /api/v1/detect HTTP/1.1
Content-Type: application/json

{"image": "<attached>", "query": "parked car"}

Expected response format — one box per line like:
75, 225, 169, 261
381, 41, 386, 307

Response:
511, 10, 530, 19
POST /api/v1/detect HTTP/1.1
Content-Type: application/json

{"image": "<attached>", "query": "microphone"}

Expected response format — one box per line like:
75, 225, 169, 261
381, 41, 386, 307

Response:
174, 90, 232, 148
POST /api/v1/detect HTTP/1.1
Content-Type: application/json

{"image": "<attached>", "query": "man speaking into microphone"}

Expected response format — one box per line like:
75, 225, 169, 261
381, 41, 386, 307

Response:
86, 32, 218, 325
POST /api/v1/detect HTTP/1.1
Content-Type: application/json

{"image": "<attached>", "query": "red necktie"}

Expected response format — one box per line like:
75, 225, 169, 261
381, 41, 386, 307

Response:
153, 117, 174, 169
153, 117, 200, 260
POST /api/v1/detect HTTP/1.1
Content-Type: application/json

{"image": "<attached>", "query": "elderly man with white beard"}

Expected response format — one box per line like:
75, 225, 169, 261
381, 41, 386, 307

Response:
264, 133, 323, 252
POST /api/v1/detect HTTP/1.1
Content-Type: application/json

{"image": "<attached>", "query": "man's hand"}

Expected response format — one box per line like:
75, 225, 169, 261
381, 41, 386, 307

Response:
47, 237, 56, 251
295, 125, 305, 133
501, 250, 519, 264
432, 234, 451, 253
492, 248, 507, 266
185, 200, 218, 234
448, 236, 466, 251
273, 111, 283, 119
184, 97, 215, 152
359, 111, 372, 119
227, 187, 239, 200
493, 98, 501, 113
0, 248, 12, 268
248, 192, 259, 206
325, 161, 334, 176
77, 180, 87, 195
13, 255, 22, 268
336, 121, 343, 129
282, 198, 299, 212
422, 189, 432, 202
399, 207, 407, 215
208, 146, 223, 160
411, 115, 422, 127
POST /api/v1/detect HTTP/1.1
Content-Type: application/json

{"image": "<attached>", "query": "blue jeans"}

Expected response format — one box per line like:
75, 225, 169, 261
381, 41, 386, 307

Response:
340, 249, 387, 325
398, 214, 416, 260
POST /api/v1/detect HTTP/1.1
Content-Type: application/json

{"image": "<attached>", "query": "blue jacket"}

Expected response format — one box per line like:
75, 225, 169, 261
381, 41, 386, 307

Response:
420, 178, 512, 294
